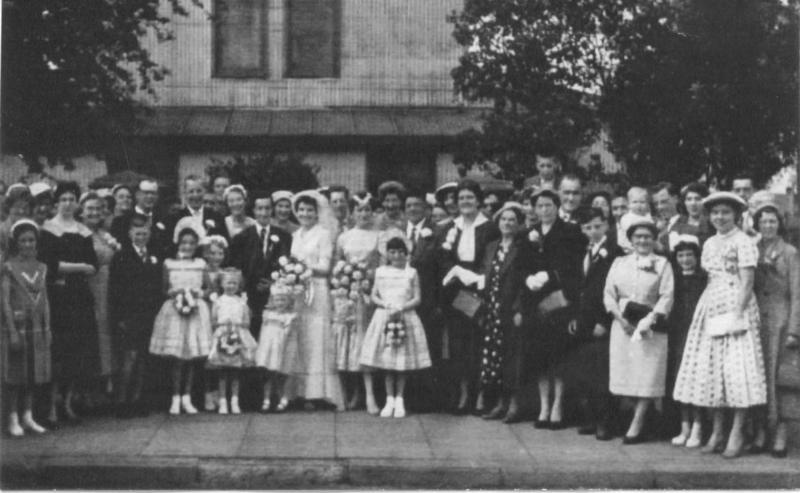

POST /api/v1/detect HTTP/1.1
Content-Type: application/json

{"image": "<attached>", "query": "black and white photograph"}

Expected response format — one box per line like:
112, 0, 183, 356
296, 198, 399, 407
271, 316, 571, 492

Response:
1, 0, 799, 489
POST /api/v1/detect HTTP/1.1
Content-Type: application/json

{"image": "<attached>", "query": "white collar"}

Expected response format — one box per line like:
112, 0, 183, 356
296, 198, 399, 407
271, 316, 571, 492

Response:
454, 213, 488, 230
591, 236, 607, 254
187, 205, 203, 216
135, 205, 152, 217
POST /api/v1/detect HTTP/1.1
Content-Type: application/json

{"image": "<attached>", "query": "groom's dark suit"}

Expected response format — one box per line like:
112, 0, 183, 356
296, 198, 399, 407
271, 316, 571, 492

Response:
229, 224, 292, 338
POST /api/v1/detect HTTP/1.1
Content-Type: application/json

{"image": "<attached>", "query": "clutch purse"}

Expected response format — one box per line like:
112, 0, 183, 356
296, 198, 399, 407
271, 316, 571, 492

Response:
777, 348, 800, 389
537, 289, 569, 317
706, 312, 746, 338
452, 289, 483, 319
622, 301, 651, 325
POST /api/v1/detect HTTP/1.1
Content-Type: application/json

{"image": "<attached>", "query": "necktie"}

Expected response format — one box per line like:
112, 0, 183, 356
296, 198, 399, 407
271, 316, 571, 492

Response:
260, 227, 267, 256
139, 248, 148, 263
584, 244, 593, 275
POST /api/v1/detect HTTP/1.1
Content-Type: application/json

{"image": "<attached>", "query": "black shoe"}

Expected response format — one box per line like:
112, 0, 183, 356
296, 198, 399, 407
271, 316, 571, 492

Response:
534, 419, 550, 429
549, 420, 566, 430
577, 424, 596, 435
595, 426, 612, 441
451, 405, 469, 416
622, 433, 648, 445
771, 447, 788, 458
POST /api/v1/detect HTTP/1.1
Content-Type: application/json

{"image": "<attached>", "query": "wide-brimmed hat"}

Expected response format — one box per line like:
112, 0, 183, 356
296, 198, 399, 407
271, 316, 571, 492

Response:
434, 182, 458, 204
626, 218, 659, 240
702, 191, 747, 213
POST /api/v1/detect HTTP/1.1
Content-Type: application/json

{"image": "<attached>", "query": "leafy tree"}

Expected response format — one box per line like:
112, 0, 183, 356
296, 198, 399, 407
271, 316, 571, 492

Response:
448, 0, 637, 180
600, 0, 799, 187
1, 0, 202, 170
207, 153, 321, 195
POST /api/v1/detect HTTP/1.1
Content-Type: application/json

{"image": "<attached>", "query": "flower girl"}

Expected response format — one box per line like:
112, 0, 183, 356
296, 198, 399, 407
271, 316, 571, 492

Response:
149, 227, 213, 415
359, 237, 431, 418
201, 235, 228, 411
206, 268, 257, 414
254, 282, 298, 413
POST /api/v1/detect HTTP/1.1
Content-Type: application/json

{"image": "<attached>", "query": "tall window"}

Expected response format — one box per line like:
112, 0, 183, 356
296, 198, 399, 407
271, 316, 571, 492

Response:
214, 0, 268, 78
286, 0, 340, 78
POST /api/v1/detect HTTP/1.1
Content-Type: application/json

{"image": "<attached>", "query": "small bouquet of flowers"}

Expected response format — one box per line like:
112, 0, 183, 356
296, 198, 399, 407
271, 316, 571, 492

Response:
219, 323, 243, 356
101, 231, 122, 252
272, 255, 312, 295
330, 260, 373, 302
384, 314, 406, 347
174, 288, 201, 316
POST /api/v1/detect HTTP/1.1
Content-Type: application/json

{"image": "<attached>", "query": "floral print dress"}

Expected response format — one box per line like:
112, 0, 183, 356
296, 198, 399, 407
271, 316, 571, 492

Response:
479, 244, 506, 390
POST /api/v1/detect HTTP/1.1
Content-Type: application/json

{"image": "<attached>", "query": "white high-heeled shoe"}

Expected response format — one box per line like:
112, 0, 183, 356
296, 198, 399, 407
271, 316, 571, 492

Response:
181, 395, 198, 414
8, 412, 24, 437
230, 397, 241, 415
169, 395, 181, 415
21, 411, 46, 434
380, 397, 395, 418
393, 397, 406, 418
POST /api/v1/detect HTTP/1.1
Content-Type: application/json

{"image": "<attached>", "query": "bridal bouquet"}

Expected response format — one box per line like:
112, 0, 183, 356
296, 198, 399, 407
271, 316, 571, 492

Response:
330, 260, 373, 302
272, 255, 312, 295
384, 314, 406, 347
174, 288, 201, 316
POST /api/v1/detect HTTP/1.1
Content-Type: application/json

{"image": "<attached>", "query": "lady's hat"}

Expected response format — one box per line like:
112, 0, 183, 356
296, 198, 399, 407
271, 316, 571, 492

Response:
28, 182, 53, 199
492, 201, 524, 222
754, 200, 783, 216
223, 184, 248, 202
172, 215, 206, 244
378, 181, 406, 197
702, 191, 747, 212
4, 183, 30, 199
434, 182, 458, 204
626, 218, 659, 240
271, 190, 293, 205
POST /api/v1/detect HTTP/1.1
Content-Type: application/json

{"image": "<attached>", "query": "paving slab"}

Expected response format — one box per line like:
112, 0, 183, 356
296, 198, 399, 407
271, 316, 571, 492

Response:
142, 413, 249, 457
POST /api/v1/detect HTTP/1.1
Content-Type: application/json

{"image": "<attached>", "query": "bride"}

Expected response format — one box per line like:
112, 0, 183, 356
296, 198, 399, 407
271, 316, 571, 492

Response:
287, 190, 344, 410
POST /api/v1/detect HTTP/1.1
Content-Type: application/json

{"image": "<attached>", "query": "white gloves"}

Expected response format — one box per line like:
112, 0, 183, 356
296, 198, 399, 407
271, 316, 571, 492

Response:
525, 272, 550, 291
442, 266, 485, 289
632, 312, 655, 341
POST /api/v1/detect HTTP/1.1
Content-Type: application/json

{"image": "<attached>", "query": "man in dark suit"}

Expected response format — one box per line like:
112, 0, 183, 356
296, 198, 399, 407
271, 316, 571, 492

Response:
567, 207, 624, 440
403, 189, 445, 412
110, 179, 169, 260
109, 214, 164, 418
229, 191, 292, 338
165, 175, 227, 254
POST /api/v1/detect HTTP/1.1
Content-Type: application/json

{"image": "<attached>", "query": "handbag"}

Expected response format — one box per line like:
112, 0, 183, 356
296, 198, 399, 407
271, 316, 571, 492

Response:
452, 289, 483, 319
537, 289, 569, 317
777, 347, 800, 389
622, 301, 651, 325
706, 312, 747, 338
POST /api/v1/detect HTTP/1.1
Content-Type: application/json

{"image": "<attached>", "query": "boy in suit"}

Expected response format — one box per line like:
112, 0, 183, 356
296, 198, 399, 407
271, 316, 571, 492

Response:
109, 214, 164, 418
568, 207, 624, 440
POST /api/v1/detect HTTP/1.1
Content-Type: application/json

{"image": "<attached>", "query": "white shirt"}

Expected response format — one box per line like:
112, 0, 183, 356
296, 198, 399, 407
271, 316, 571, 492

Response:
186, 205, 205, 232
559, 208, 575, 223
455, 214, 488, 263
135, 205, 153, 218
256, 224, 270, 255
406, 219, 425, 244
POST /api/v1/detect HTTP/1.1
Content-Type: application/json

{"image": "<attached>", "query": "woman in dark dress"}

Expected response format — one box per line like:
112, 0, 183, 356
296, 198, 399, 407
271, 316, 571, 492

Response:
524, 189, 587, 429
477, 202, 539, 422
438, 180, 500, 414
40, 182, 99, 425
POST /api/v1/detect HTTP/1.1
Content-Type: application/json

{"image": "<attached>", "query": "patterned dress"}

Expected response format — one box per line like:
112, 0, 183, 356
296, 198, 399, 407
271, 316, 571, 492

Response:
149, 258, 213, 360
673, 228, 767, 408
1, 260, 51, 385
207, 294, 257, 368
333, 228, 379, 371
359, 265, 431, 371
479, 244, 506, 390
88, 230, 117, 377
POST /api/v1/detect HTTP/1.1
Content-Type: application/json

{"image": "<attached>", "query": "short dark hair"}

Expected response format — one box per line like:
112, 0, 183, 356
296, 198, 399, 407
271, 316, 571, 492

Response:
753, 205, 786, 237
576, 207, 607, 225
653, 181, 679, 198
386, 237, 408, 254
54, 181, 81, 201
328, 185, 350, 200
456, 179, 483, 204
8, 222, 39, 256
532, 189, 561, 208
176, 227, 200, 243
295, 195, 318, 212
404, 187, 426, 202
251, 191, 273, 207
129, 213, 150, 230
672, 241, 701, 263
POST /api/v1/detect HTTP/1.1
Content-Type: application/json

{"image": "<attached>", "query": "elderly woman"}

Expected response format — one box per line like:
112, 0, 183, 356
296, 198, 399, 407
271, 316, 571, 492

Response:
604, 218, 674, 443
438, 179, 500, 414
477, 202, 538, 422
39, 182, 99, 426
752, 203, 800, 458
222, 185, 256, 239
524, 189, 587, 429
271, 190, 298, 234
673, 192, 767, 459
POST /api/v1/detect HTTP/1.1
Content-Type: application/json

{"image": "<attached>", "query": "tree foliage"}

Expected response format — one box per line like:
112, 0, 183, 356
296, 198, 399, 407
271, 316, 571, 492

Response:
600, 0, 799, 187
1, 0, 202, 169
207, 153, 321, 196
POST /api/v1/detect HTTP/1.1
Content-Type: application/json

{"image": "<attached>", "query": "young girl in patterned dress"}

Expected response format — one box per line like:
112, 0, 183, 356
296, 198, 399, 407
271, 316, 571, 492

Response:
359, 237, 431, 418
673, 192, 767, 459
206, 268, 257, 414
202, 235, 227, 411
149, 228, 213, 415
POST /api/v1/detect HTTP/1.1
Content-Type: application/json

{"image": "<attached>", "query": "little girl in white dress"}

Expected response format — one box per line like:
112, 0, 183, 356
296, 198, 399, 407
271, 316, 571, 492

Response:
254, 282, 298, 413
206, 268, 257, 414
359, 237, 431, 418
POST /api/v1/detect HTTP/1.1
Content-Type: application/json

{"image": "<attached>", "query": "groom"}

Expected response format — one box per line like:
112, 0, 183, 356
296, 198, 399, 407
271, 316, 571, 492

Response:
229, 191, 292, 338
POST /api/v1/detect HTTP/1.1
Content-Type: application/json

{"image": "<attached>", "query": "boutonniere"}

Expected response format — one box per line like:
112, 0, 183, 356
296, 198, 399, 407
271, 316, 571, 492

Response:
419, 228, 432, 238
270, 234, 280, 243
528, 229, 541, 243
636, 256, 656, 272
102, 232, 122, 252
204, 219, 216, 228
149, 256, 158, 264
156, 222, 165, 230
442, 227, 457, 251
598, 247, 608, 259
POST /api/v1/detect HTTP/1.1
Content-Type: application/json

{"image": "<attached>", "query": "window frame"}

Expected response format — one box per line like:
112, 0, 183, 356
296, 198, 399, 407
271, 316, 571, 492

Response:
212, 0, 269, 79
284, 0, 341, 79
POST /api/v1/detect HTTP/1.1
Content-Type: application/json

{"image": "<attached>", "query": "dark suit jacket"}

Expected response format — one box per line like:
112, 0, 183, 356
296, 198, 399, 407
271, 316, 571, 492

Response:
110, 210, 169, 261
408, 217, 442, 314
577, 239, 624, 339
229, 224, 292, 314
481, 238, 540, 327
438, 217, 501, 305
109, 243, 163, 325
531, 218, 588, 305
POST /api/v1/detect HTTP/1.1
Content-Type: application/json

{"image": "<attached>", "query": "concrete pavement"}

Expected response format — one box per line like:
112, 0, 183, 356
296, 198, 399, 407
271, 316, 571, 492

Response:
2, 411, 799, 489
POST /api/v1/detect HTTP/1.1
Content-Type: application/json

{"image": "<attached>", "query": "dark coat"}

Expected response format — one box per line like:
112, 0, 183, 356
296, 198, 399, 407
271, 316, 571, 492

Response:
576, 239, 625, 339
165, 206, 228, 257
408, 217, 442, 314
109, 243, 163, 325
438, 217, 501, 304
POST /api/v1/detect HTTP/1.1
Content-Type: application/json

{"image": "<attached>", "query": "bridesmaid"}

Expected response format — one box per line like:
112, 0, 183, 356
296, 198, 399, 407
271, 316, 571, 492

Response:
333, 192, 381, 413
223, 185, 256, 240
40, 182, 99, 426
438, 179, 500, 414
752, 202, 800, 457
289, 190, 343, 410
81, 192, 121, 396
